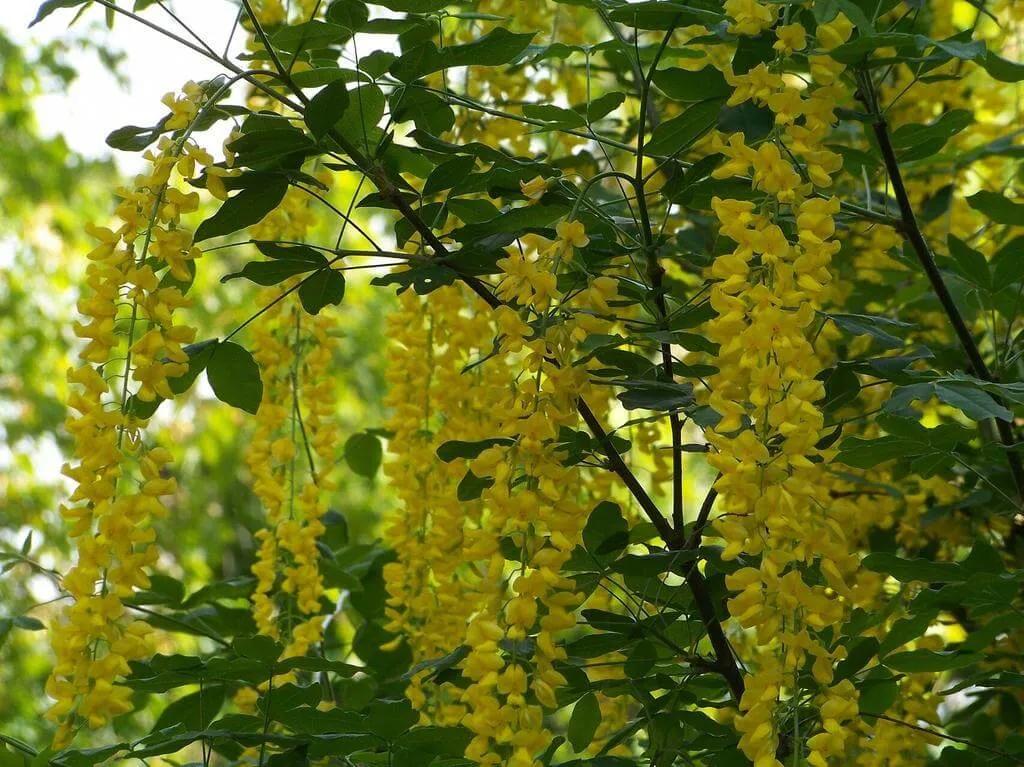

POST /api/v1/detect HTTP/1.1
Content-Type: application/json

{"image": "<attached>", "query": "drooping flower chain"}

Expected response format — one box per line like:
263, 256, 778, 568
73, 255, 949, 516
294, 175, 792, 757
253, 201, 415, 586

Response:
47, 84, 209, 747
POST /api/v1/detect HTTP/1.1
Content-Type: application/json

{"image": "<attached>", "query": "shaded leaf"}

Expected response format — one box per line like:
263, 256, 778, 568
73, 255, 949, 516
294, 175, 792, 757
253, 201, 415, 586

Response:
208, 342, 263, 414
967, 190, 1024, 225
299, 270, 346, 314
390, 28, 536, 82
196, 179, 290, 242
306, 80, 351, 139
568, 692, 601, 751
344, 432, 383, 478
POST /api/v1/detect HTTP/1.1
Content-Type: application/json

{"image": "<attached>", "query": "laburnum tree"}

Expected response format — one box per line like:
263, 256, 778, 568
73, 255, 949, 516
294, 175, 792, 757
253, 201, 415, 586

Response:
3, 0, 1024, 766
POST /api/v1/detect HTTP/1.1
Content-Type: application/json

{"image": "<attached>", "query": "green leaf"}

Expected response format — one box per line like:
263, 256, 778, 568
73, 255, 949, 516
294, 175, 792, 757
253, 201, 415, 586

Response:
451, 203, 569, 243
106, 123, 165, 152
858, 668, 899, 716
992, 236, 1024, 287
326, 0, 369, 30
276, 656, 360, 677
222, 260, 324, 286
574, 92, 625, 122
183, 576, 256, 608
457, 469, 494, 501
610, 549, 697, 576
255, 242, 328, 262
835, 636, 879, 681
306, 80, 351, 139
568, 692, 602, 751
947, 235, 991, 291
652, 67, 730, 103
982, 50, 1024, 82
270, 21, 350, 54
153, 686, 226, 733
522, 104, 586, 130
207, 342, 263, 414
364, 699, 418, 739
829, 33, 918, 64
885, 650, 983, 673
582, 501, 629, 558
423, 156, 477, 196
50, 745, 127, 767
615, 379, 694, 411
967, 190, 1024, 225
890, 110, 972, 161
624, 639, 658, 679
336, 85, 385, 154
390, 28, 536, 82
222, 242, 328, 285
436, 438, 515, 462
861, 552, 966, 583
826, 313, 911, 349
403, 645, 470, 682
229, 129, 316, 169
234, 635, 283, 663
606, 1, 723, 29
886, 381, 1012, 423
30, 0, 89, 26
566, 633, 630, 659
390, 87, 455, 135
642, 99, 722, 158
370, 0, 449, 10
879, 611, 937, 657
371, 263, 458, 295
126, 574, 186, 607
299, 270, 346, 315
447, 198, 500, 224
195, 178, 289, 242
344, 432, 383, 478
392, 726, 473, 762
12, 615, 44, 631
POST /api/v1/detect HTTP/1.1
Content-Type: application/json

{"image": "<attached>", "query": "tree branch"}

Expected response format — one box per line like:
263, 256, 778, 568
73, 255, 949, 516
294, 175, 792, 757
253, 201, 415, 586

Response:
863, 72, 1024, 510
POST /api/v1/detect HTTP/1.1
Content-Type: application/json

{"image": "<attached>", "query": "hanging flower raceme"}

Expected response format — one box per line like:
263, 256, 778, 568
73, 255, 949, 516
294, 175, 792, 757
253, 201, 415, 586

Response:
382, 212, 632, 765
47, 84, 211, 748
243, 183, 340, 664
699, 5, 865, 766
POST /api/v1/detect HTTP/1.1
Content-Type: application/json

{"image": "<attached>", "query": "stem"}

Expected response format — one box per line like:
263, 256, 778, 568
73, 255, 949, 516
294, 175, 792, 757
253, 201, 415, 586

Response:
126, 605, 231, 648
632, 20, 684, 534
258, 675, 273, 767
0, 734, 37, 758
867, 85, 1024, 507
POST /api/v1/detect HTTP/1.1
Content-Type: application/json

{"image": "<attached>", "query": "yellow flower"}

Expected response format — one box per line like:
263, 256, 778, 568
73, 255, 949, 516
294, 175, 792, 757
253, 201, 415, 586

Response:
555, 219, 589, 248
519, 175, 548, 201
774, 23, 807, 54
816, 12, 854, 50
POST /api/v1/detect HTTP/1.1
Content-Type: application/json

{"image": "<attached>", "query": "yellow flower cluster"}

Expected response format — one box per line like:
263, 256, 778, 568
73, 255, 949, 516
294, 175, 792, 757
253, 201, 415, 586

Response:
248, 299, 338, 659
245, 182, 339, 661
47, 84, 210, 747
702, 8, 864, 767
383, 214, 630, 765
236, 0, 340, 662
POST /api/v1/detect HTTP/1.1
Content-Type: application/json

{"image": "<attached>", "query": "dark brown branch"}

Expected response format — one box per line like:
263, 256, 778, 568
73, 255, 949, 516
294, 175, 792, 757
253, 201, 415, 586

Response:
865, 79, 1024, 510
238, 10, 746, 704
